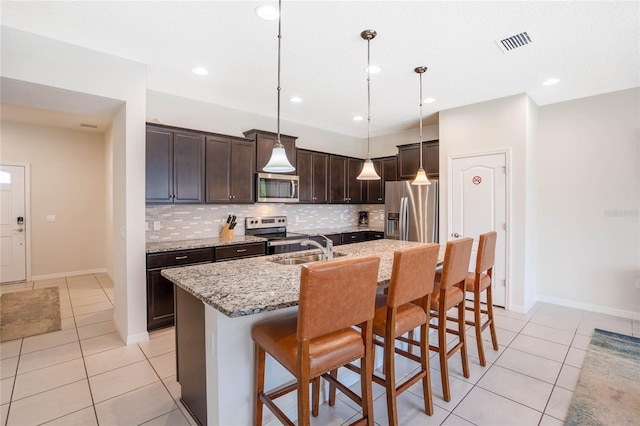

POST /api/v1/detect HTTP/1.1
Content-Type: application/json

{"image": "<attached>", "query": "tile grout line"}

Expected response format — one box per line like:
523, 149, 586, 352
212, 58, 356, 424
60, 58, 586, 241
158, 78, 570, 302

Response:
68, 275, 101, 426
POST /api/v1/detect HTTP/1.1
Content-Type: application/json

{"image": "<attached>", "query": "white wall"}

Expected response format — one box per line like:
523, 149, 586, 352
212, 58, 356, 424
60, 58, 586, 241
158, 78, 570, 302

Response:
0, 120, 106, 278
147, 90, 364, 158
439, 94, 534, 311
1, 26, 148, 344
536, 88, 640, 318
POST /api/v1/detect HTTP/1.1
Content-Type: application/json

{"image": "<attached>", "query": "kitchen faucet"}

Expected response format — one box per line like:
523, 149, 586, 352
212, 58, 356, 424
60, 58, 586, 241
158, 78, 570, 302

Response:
300, 235, 333, 260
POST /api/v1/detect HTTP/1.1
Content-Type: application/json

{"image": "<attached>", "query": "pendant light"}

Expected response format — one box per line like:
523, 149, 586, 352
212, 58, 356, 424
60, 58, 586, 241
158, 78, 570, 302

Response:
357, 29, 381, 180
263, 0, 295, 173
411, 66, 431, 186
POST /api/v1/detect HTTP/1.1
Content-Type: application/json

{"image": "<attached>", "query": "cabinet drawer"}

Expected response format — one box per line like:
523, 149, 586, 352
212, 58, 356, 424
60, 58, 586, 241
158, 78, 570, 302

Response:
215, 242, 265, 261
342, 231, 367, 244
367, 231, 384, 240
147, 248, 214, 269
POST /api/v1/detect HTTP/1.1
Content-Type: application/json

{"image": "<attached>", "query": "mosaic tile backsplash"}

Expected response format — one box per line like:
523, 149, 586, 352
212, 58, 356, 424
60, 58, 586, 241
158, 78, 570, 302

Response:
145, 204, 385, 242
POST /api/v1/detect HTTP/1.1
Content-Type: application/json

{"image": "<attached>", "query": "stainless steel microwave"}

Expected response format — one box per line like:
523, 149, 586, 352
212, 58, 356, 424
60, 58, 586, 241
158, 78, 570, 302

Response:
256, 173, 299, 203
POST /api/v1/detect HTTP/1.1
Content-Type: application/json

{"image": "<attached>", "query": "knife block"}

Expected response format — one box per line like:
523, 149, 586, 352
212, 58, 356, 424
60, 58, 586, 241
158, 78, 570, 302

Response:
219, 223, 234, 240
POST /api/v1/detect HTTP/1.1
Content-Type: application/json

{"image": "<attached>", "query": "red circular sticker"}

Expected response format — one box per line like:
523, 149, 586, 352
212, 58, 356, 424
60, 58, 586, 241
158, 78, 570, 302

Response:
472, 176, 482, 185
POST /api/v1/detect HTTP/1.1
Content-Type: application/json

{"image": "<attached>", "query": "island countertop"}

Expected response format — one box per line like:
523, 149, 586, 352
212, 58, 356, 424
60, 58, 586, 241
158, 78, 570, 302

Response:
161, 239, 441, 318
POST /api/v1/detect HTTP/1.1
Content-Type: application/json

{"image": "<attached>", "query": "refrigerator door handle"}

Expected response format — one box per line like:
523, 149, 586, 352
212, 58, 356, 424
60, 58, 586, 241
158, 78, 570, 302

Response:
399, 197, 408, 241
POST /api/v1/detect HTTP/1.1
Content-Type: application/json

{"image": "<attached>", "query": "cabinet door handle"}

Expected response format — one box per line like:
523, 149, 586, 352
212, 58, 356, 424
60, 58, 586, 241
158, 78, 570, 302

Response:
236, 248, 247, 253
175, 256, 188, 260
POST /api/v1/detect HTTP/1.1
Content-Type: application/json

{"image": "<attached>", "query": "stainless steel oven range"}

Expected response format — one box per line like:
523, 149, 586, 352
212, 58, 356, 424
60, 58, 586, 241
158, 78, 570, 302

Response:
245, 216, 318, 254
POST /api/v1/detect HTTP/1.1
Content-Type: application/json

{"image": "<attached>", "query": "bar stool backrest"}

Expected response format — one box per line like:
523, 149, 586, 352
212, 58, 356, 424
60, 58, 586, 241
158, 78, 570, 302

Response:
476, 231, 497, 275
387, 244, 439, 308
440, 238, 474, 289
297, 255, 380, 342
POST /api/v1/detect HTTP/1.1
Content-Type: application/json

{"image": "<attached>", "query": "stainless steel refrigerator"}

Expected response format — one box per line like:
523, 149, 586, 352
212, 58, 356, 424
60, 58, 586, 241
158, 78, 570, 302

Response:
384, 180, 438, 243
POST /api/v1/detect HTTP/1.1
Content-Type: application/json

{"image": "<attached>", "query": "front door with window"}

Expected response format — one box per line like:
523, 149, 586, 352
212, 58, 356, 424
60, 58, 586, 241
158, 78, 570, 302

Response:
1, 164, 27, 283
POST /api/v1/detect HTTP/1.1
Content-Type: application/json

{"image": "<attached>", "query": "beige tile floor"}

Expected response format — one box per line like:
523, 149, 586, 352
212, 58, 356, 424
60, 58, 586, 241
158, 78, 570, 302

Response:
1, 275, 638, 425
0, 274, 196, 426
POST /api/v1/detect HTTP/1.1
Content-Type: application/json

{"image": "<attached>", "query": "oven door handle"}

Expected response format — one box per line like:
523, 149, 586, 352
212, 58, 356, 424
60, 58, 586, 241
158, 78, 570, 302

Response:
268, 238, 306, 247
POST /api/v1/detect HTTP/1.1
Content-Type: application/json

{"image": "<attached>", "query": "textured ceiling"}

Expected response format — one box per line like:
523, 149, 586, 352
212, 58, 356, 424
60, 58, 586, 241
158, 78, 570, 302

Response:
1, 1, 638, 138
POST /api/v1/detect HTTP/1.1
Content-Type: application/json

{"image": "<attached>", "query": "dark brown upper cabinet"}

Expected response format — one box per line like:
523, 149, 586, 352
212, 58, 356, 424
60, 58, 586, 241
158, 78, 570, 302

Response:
243, 129, 297, 175
397, 140, 439, 179
297, 149, 328, 203
366, 156, 398, 203
329, 155, 364, 203
205, 135, 256, 203
146, 124, 205, 204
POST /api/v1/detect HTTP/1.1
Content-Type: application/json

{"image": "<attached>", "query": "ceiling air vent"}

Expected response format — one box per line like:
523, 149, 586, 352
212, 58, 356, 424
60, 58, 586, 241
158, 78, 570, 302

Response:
495, 31, 532, 53
80, 123, 98, 129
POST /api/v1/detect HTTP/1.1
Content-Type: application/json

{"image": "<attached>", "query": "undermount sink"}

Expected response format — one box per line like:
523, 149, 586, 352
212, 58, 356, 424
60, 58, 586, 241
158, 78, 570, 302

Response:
269, 252, 347, 265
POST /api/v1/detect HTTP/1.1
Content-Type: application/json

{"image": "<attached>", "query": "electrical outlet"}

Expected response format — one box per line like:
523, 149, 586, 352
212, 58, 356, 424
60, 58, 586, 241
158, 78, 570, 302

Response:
153, 221, 161, 231
46, 215, 56, 223
145, 221, 150, 231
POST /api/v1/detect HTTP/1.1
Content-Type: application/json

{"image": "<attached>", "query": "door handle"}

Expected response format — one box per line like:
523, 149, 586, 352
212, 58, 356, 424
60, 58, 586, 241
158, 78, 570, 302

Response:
14, 228, 24, 232
452, 232, 462, 238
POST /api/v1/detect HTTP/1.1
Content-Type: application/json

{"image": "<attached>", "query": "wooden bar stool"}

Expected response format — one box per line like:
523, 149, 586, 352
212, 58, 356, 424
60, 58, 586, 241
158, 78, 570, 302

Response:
371, 244, 439, 425
464, 231, 499, 366
251, 255, 380, 426
430, 238, 473, 402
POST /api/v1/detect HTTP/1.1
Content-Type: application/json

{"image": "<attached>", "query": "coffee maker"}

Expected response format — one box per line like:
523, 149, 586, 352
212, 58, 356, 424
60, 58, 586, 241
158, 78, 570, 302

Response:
358, 211, 369, 227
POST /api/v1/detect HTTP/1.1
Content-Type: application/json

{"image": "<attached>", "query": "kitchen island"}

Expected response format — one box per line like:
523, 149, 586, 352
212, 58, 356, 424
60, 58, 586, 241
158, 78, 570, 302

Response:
162, 239, 440, 425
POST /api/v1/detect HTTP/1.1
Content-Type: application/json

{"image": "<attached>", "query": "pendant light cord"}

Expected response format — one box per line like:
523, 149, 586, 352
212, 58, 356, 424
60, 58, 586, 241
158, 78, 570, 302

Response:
276, 0, 282, 146
419, 70, 423, 168
366, 36, 371, 159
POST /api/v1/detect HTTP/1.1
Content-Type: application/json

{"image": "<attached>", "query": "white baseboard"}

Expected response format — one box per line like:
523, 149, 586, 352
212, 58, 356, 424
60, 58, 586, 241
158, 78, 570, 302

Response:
32, 268, 107, 281
113, 313, 149, 345
536, 295, 640, 321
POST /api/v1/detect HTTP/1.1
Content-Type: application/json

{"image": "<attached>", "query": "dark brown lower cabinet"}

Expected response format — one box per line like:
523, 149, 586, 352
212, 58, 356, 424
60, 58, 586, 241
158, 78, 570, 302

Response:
146, 270, 176, 330
175, 286, 206, 426
146, 248, 213, 331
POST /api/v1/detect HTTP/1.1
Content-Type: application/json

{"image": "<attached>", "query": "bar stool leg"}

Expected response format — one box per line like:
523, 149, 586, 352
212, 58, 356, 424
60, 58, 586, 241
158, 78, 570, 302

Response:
311, 377, 320, 417
473, 290, 487, 366
438, 307, 451, 402
328, 369, 338, 406
420, 319, 434, 415
487, 285, 499, 351
384, 329, 398, 425
254, 343, 266, 426
459, 299, 470, 378
297, 353, 311, 426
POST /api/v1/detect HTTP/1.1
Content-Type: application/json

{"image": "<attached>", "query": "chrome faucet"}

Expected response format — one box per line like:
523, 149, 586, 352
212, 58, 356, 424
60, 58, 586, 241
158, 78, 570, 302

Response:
300, 235, 333, 260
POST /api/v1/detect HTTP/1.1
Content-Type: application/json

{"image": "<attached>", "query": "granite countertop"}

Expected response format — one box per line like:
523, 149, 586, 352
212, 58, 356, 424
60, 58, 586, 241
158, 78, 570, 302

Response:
162, 239, 442, 318
146, 235, 266, 254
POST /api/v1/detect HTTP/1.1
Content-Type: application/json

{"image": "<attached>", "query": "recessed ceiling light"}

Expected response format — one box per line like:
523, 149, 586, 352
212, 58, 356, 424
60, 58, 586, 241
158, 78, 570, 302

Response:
192, 67, 208, 76
353, 116, 364, 121
365, 65, 381, 74
543, 78, 560, 86
256, 5, 279, 20
289, 96, 302, 103
423, 97, 436, 104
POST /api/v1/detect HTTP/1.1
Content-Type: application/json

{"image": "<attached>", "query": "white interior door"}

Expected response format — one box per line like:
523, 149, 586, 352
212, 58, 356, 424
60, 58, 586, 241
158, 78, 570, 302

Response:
1, 165, 27, 283
450, 153, 507, 307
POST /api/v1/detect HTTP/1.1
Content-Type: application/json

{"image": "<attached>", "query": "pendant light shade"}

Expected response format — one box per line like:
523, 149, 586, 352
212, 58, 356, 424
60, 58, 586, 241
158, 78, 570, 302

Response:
263, 0, 295, 173
411, 66, 431, 186
358, 159, 380, 180
357, 29, 380, 181
263, 144, 294, 172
